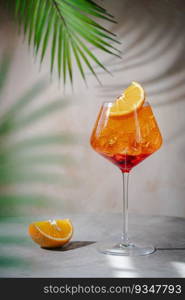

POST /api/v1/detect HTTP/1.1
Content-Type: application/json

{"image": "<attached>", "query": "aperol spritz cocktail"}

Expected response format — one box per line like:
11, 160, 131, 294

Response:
90, 82, 163, 256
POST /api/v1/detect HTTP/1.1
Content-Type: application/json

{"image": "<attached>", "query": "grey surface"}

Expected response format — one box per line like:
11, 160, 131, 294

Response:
0, 213, 185, 278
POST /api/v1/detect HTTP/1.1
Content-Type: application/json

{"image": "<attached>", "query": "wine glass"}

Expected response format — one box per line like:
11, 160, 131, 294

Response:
90, 101, 162, 256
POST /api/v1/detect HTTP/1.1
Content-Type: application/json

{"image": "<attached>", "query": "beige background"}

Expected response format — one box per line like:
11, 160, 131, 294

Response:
0, 0, 185, 217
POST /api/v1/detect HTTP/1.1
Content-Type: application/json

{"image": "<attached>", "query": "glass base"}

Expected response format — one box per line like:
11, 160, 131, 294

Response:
97, 241, 155, 256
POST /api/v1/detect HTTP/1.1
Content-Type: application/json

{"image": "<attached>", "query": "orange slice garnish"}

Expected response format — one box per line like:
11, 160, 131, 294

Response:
29, 219, 73, 248
110, 81, 145, 116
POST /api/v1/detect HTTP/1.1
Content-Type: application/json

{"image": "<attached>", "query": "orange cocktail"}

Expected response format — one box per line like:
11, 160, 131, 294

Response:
90, 82, 163, 256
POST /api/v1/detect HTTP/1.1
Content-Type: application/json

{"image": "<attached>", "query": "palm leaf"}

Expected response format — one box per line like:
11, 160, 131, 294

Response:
0, 78, 48, 126
0, 54, 78, 216
4, 0, 120, 83
0, 171, 68, 184
0, 195, 45, 207
0, 154, 75, 167
0, 256, 30, 268
0, 134, 77, 156
0, 53, 12, 98
0, 99, 68, 135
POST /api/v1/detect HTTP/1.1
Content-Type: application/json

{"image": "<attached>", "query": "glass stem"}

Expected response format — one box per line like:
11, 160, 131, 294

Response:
121, 172, 129, 246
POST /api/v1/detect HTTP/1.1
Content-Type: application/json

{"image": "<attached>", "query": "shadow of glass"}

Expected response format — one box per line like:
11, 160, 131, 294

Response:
42, 241, 96, 251
156, 248, 185, 251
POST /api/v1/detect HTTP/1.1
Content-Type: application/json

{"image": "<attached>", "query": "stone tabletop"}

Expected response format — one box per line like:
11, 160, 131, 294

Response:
0, 213, 185, 278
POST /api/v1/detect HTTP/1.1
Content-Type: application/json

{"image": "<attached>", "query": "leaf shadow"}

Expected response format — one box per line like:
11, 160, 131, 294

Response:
95, 0, 185, 114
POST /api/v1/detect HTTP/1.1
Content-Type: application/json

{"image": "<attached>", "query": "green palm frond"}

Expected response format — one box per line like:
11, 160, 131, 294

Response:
0, 85, 75, 184
0, 256, 30, 268
4, 0, 120, 84
0, 53, 78, 216
0, 54, 11, 97
0, 134, 77, 155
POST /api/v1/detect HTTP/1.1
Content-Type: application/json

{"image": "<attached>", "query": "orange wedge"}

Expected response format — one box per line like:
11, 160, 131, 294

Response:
29, 219, 73, 248
110, 81, 145, 116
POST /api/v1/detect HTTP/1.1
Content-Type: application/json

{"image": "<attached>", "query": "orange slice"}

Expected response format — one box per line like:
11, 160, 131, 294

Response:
110, 81, 145, 116
29, 219, 73, 248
